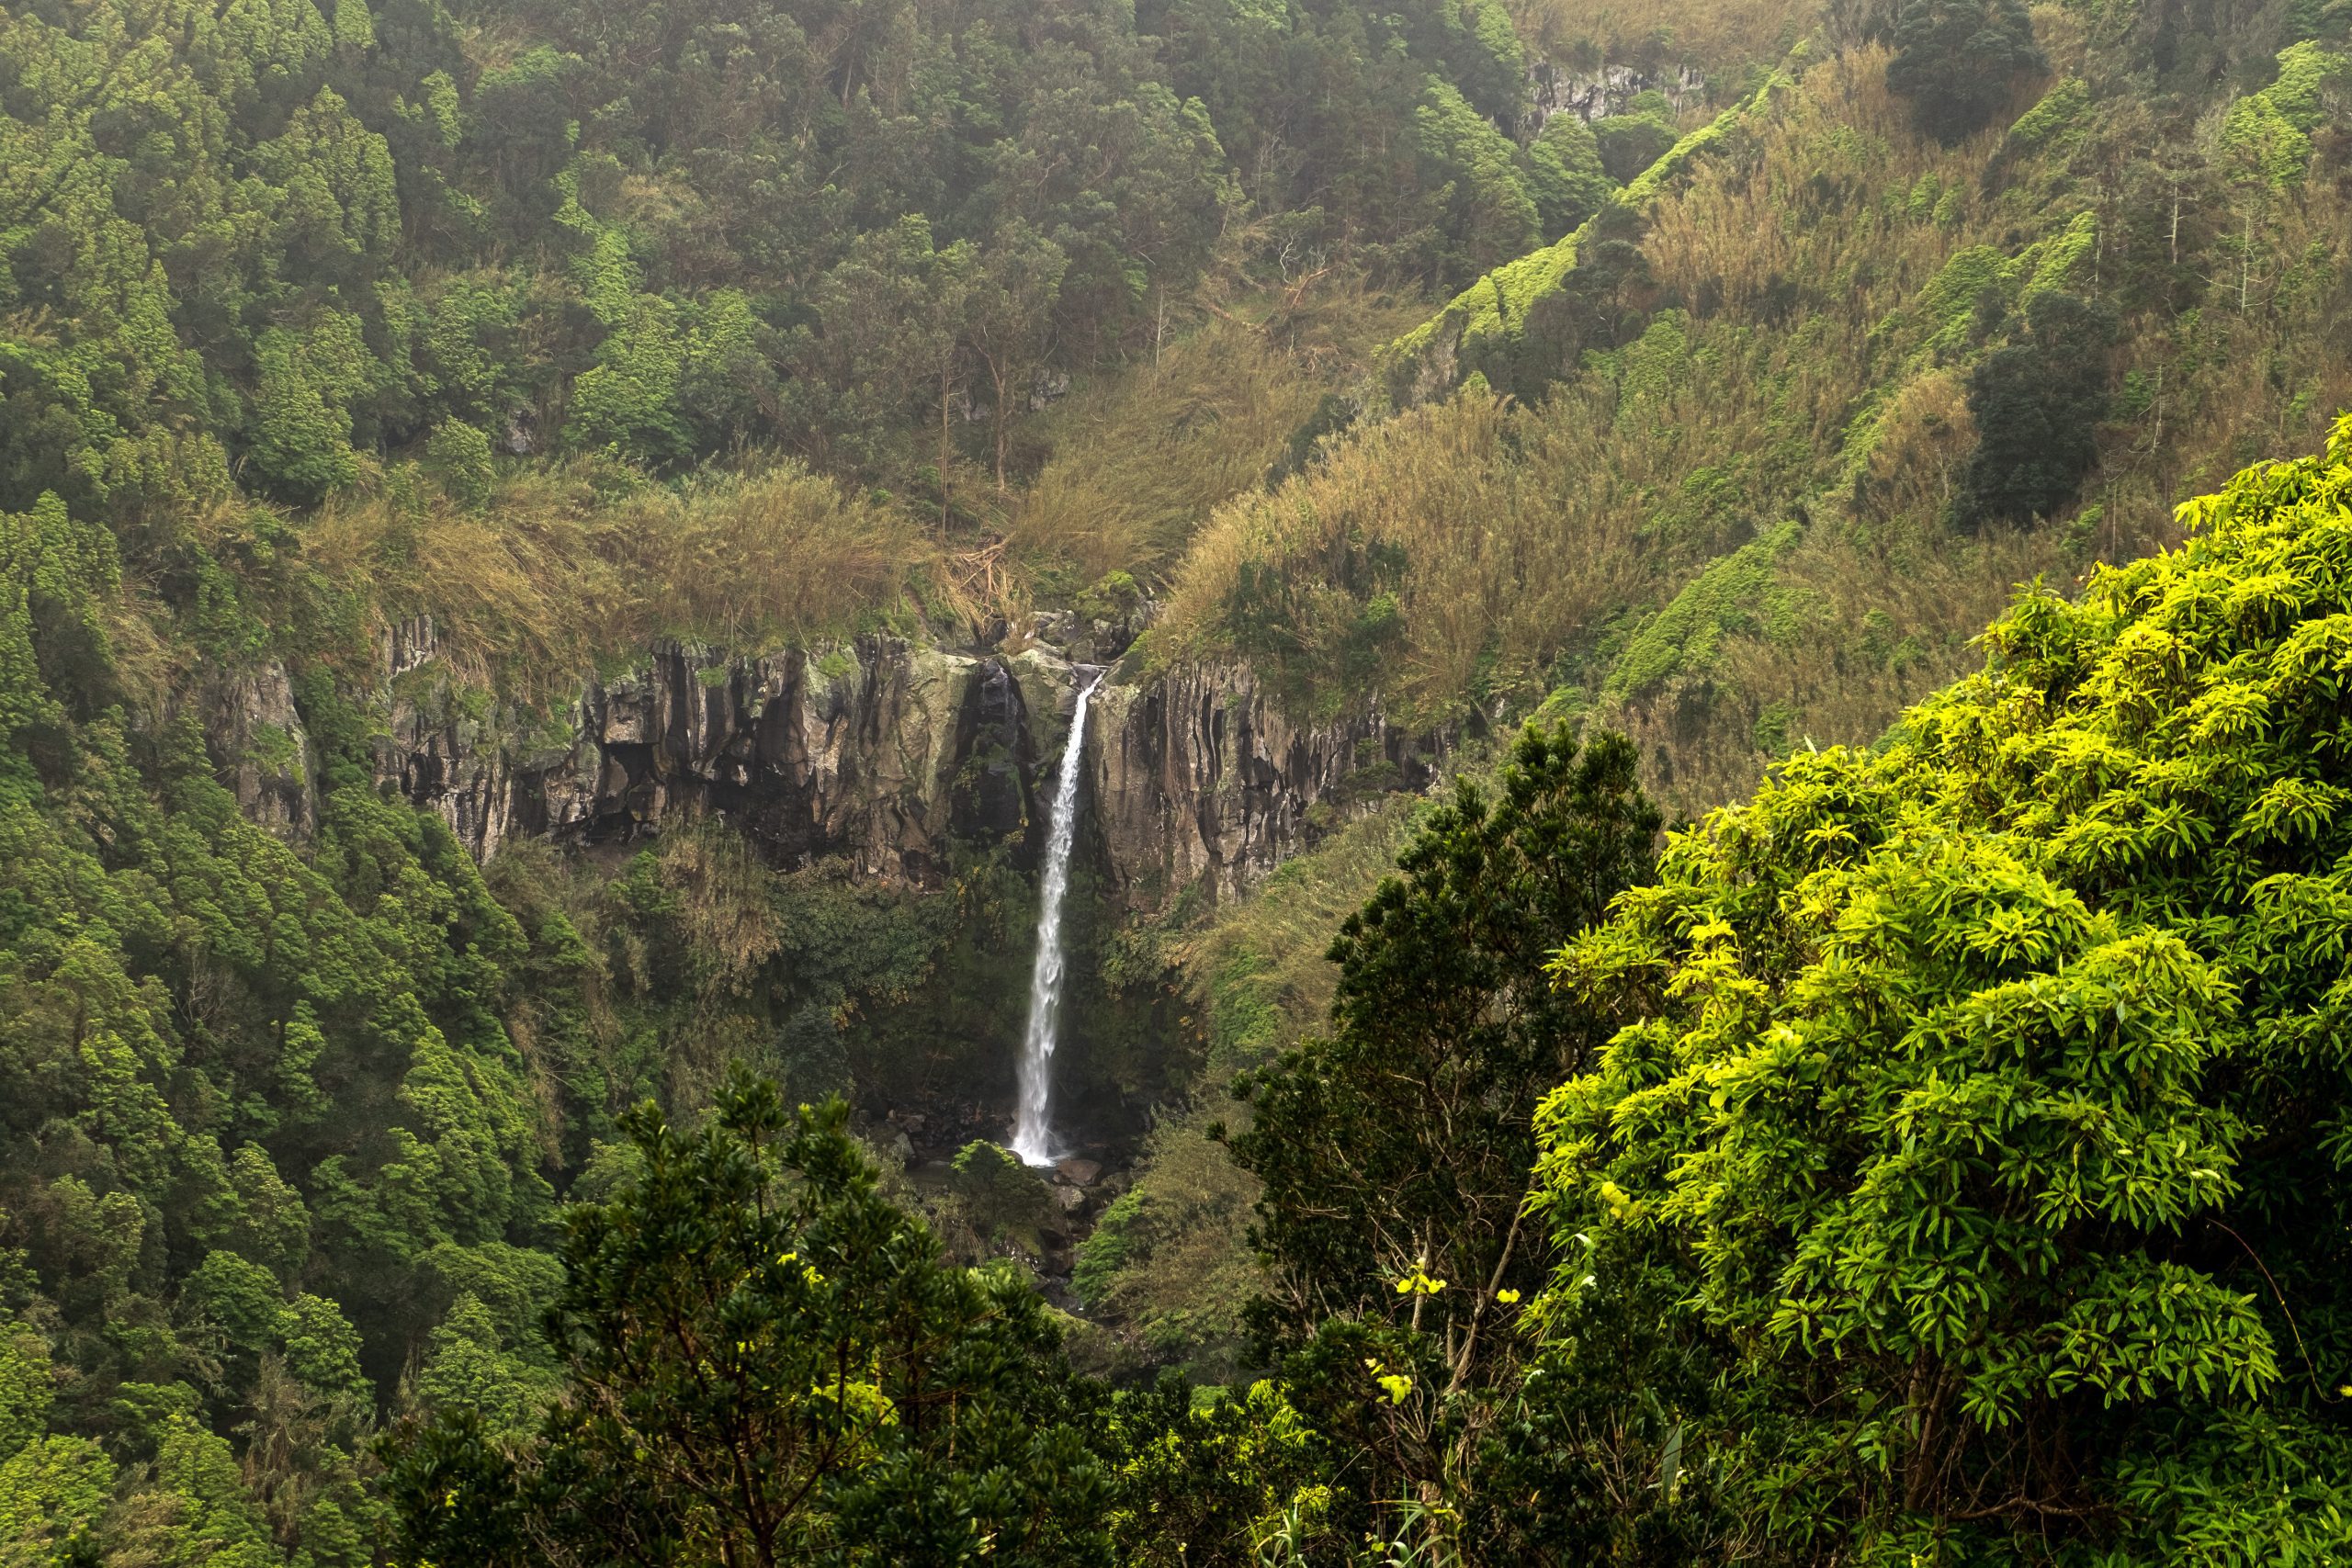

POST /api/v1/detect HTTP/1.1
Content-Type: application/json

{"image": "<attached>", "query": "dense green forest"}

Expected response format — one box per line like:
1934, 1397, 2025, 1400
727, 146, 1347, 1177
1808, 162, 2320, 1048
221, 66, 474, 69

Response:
6, 0, 2352, 1559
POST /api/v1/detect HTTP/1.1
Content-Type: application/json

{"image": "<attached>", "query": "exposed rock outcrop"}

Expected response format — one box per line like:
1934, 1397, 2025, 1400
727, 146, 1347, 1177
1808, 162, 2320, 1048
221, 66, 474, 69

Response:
211, 615, 1447, 908
1089, 660, 1445, 905
1525, 62, 1705, 133
377, 631, 1031, 881
192, 661, 320, 846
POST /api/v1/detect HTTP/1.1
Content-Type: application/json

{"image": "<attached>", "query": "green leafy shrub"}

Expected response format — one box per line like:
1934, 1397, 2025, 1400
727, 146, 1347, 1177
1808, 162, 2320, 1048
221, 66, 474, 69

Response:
1539, 418, 2352, 1561
424, 422, 496, 511
1594, 113, 1681, 185
1230, 722, 1658, 1535
386, 1076, 1108, 1566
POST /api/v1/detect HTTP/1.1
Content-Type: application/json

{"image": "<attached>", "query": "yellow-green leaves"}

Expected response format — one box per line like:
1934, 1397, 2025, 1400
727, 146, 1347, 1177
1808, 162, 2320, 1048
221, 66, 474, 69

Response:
1362, 1359, 1414, 1404
1532, 433, 2352, 1558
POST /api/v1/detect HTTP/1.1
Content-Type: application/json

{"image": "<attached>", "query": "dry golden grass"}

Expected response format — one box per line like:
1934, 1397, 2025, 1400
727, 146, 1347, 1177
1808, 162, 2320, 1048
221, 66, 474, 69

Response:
1002, 286, 1426, 592
1004, 326, 1314, 589
654, 821, 786, 999
1856, 368, 1974, 523
1159, 383, 1656, 723
302, 458, 956, 694
1157, 38, 2352, 816
1643, 51, 2004, 310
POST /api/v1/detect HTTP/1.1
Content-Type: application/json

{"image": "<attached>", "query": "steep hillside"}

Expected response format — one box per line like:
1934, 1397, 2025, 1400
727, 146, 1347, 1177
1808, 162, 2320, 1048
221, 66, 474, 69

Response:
1158, 11, 2352, 817
366, 423, 2352, 1565
0, 0, 1559, 1550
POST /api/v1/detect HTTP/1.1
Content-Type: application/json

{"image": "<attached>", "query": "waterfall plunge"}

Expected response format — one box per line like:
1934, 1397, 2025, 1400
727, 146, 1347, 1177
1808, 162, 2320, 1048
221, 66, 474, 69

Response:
1012, 672, 1097, 1167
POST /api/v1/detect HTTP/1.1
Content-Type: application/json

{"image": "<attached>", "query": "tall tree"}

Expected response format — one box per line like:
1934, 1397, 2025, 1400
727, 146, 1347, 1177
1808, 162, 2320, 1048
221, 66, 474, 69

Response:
1886, 0, 2046, 145
1956, 289, 2116, 528
385, 1070, 1108, 1568
1538, 418, 2352, 1563
1228, 721, 1657, 1529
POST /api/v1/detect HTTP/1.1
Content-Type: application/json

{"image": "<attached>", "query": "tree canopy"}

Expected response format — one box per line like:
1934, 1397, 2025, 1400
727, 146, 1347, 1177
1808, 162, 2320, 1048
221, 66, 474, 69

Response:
1538, 413, 2352, 1562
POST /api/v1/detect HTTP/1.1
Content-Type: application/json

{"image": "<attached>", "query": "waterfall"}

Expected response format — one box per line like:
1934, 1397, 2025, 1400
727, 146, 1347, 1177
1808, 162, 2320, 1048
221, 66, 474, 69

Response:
1012, 672, 1097, 1168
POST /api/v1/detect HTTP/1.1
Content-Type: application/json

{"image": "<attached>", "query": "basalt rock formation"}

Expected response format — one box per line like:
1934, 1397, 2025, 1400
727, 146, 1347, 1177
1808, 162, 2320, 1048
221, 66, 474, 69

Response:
201, 615, 1452, 908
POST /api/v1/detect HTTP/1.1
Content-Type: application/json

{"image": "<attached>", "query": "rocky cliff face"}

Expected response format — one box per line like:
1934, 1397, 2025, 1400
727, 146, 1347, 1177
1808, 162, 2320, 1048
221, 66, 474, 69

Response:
371, 616, 1037, 882
187, 661, 320, 846
201, 615, 1449, 908
1524, 61, 1705, 133
1088, 660, 1444, 905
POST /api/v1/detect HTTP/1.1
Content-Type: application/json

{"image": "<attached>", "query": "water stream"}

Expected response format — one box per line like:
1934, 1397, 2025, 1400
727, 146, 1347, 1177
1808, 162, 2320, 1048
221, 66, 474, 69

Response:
1012, 671, 1097, 1167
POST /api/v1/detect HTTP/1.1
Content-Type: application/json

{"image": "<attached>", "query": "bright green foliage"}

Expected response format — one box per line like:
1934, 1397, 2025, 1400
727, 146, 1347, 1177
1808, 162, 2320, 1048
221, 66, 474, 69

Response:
2000, 77, 2089, 160
1601, 522, 1806, 706
0, 1326, 118, 1561
1101, 1374, 1334, 1565
0, 1320, 54, 1452
252, 88, 401, 266
248, 317, 375, 502
1382, 78, 1781, 405
189, 1250, 288, 1354
279, 1293, 370, 1406
424, 421, 496, 510
0, 464, 579, 1560
950, 1138, 1058, 1252
567, 293, 691, 468
2222, 43, 2350, 187
1538, 420, 2352, 1561
385, 1071, 1109, 1567
1593, 108, 1680, 186
408, 1292, 551, 1435
111, 1417, 284, 1568
0, 1433, 117, 1562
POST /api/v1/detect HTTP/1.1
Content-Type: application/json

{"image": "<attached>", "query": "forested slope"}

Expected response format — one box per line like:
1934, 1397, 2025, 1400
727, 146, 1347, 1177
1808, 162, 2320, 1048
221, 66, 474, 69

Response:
1095, 0, 2352, 1384
0, 0, 1568, 1551
6, 0, 2352, 1560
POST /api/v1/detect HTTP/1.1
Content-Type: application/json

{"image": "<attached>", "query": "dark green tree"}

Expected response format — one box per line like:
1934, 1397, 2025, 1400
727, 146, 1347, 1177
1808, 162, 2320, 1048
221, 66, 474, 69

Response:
384, 1070, 1108, 1568
1228, 721, 1657, 1531
1592, 111, 1679, 186
1885, 0, 2047, 145
1956, 289, 2116, 528
1521, 114, 1614, 241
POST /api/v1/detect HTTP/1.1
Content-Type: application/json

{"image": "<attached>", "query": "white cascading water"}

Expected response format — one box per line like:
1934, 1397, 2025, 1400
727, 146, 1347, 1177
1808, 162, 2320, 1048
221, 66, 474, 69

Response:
1012, 672, 1097, 1167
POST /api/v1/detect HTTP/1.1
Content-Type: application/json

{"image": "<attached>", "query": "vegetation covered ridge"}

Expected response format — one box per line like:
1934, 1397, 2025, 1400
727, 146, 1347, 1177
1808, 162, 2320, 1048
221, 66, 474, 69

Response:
0, 0, 1562, 602
7, 0, 2352, 1562
1378, 65, 1791, 406
1157, 13, 2352, 816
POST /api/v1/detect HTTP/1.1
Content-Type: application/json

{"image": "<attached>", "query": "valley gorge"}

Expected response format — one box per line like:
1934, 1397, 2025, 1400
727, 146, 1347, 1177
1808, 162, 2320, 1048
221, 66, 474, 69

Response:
184, 608, 1460, 1209
11, 0, 2352, 1555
